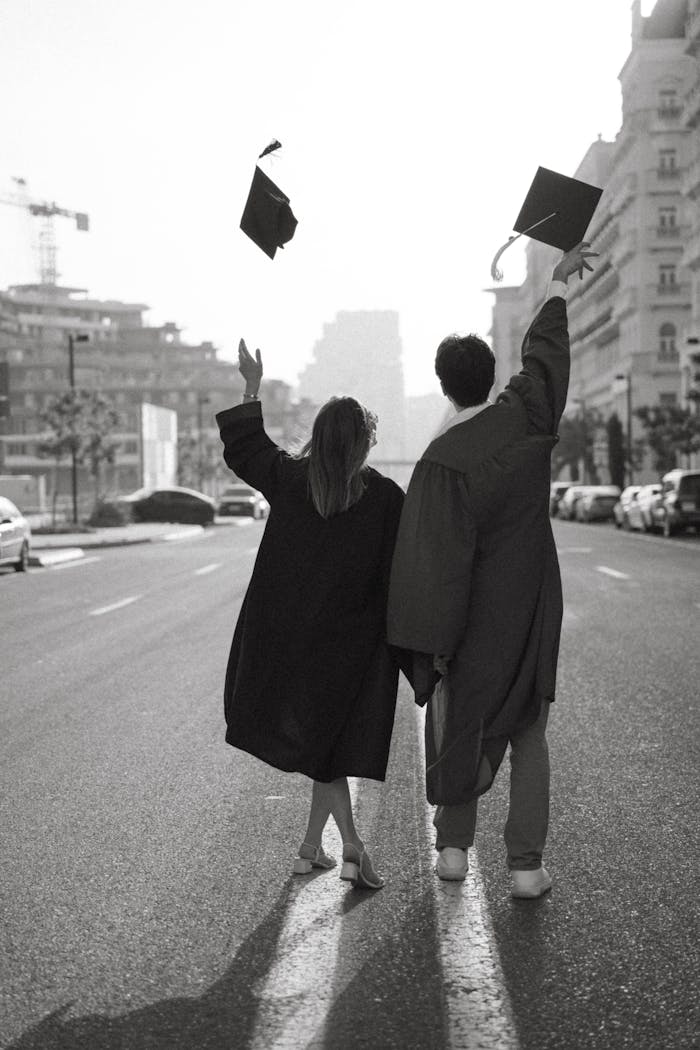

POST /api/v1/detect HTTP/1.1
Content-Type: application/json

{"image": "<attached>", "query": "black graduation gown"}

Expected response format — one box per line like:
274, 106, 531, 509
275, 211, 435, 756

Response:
387, 295, 570, 805
216, 401, 405, 783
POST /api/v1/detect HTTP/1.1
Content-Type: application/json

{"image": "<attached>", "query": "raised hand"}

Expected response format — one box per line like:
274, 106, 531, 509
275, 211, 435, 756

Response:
553, 242, 599, 283
238, 338, 263, 393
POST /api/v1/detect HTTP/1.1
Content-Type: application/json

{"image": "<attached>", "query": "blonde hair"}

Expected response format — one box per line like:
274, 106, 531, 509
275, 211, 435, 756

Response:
299, 397, 377, 518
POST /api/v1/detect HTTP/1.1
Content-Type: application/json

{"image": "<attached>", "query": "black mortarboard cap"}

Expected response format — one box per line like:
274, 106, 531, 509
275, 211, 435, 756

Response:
490, 166, 603, 281
240, 164, 298, 260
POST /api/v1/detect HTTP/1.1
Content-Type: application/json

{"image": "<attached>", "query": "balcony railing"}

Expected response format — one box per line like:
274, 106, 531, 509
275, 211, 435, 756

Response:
682, 78, 700, 127
611, 229, 637, 268
652, 281, 690, 299
686, 6, 700, 50
657, 105, 682, 120
682, 157, 700, 199
656, 167, 681, 180
612, 287, 638, 319
681, 231, 700, 270
655, 224, 682, 238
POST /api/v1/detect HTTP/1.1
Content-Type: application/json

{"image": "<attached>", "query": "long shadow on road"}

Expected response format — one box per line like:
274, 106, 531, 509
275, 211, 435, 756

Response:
5, 882, 295, 1050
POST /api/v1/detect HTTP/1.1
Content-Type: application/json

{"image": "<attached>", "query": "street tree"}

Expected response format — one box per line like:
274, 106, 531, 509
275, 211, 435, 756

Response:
606, 412, 626, 489
39, 389, 122, 516
552, 409, 601, 483
634, 404, 700, 476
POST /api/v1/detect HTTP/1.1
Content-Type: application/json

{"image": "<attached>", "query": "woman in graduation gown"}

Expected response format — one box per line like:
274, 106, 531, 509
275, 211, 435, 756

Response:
215, 340, 406, 890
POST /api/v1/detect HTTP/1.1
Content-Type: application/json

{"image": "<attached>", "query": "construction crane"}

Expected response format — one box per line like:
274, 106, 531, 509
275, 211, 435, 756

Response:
0, 176, 89, 286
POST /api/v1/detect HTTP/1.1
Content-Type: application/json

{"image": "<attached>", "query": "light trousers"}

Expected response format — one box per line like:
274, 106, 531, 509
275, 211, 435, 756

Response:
433, 700, 550, 871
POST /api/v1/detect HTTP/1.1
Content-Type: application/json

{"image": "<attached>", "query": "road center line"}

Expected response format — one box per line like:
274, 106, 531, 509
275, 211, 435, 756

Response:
193, 563, 221, 576
89, 595, 141, 616
558, 546, 593, 554
595, 565, 631, 580
417, 705, 519, 1050
249, 780, 360, 1050
51, 556, 101, 570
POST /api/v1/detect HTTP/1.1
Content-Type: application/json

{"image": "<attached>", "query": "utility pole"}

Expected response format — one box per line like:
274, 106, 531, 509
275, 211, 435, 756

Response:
67, 333, 89, 524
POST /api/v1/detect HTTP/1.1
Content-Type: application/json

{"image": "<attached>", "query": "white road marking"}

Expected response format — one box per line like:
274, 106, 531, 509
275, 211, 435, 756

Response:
558, 546, 592, 553
595, 565, 630, 580
562, 607, 580, 623
50, 555, 101, 570
417, 705, 519, 1050
193, 562, 221, 576
249, 780, 360, 1050
89, 595, 141, 616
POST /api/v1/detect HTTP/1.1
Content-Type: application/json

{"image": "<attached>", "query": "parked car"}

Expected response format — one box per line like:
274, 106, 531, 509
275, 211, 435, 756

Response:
0, 497, 31, 571
120, 486, 216, 525
549, 482, 571, 517
575, 485, 621, 523
217, 484, 269, 520
613, 486, 641, 529
656, 469, 700, 537
557, 485, 589, 521
630, 484, 663, 532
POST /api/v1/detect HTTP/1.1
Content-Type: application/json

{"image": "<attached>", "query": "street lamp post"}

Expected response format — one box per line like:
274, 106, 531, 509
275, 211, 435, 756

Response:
67, 333, 90, 524
197, 394, 211, 492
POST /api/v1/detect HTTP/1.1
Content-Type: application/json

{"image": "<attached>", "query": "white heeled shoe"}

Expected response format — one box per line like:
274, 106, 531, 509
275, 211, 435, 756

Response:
292, 842, 337, 875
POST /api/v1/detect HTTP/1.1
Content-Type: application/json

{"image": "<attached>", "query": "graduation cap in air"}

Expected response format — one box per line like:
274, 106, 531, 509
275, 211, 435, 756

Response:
240, 140, 298, 259
490, 166, 603, 282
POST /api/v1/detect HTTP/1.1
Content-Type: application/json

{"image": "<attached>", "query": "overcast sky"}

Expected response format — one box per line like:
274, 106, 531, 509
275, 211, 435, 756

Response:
0, 0, 655, 396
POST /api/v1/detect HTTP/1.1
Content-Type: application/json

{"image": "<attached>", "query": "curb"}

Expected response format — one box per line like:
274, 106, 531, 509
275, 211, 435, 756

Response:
29, 525, 205, 551
29, 548, 85, 568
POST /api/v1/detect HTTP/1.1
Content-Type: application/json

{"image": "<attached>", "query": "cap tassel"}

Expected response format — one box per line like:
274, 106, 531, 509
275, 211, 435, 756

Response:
489, 211, 558, 282
259, 139, 282, 159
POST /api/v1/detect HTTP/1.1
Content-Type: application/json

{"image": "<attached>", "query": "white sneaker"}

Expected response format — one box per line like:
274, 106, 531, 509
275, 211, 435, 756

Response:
435, 847, 469, 881
511, 866, 552, 898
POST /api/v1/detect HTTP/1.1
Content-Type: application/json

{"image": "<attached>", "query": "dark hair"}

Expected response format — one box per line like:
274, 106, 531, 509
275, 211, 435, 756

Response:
435, 333, 495, 408
298, 396, 377, 519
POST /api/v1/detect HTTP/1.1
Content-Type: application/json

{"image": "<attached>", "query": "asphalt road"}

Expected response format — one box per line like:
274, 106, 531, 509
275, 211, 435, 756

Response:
1, 519, 698, 1049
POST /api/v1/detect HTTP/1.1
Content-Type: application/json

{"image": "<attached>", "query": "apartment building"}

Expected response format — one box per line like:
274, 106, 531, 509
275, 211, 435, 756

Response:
681, 0, 700, 465
489, 0, 698, 483
0, 283, 309, 501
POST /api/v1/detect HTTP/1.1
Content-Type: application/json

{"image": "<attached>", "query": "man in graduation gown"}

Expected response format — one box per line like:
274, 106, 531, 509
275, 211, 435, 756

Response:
387, 242, 597, 896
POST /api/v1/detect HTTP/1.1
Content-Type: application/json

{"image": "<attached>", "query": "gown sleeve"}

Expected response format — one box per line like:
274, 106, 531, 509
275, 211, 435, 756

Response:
216, 401, 291, 504
498, 295, 570, 435
387, 460, 477, 661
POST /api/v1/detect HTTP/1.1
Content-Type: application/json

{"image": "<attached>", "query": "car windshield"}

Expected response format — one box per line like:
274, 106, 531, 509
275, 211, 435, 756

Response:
678, 475, 700, 497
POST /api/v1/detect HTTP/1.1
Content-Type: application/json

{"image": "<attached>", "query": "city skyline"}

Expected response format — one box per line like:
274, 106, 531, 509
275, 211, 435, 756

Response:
0, 1, 654, 397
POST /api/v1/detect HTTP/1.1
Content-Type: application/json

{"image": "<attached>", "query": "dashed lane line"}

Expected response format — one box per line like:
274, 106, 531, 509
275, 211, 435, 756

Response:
418, 705, 519, 1050
50, 556, 101, 570
595, 565, 631, 580
248, 780, 360, 1050
193, 563, 221, 576
557, 546, 592, 553
89, 595, 141, 617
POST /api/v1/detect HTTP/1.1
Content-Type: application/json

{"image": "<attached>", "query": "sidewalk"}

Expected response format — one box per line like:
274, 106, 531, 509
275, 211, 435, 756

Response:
30, 522, 205, 552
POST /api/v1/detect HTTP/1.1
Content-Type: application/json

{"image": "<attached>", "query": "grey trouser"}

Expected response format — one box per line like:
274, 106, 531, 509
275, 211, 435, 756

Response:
433, 700, 550, 871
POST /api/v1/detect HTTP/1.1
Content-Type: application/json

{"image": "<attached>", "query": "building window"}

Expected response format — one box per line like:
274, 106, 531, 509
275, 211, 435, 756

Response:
659, 392, 677, 407
658, 149, 678, 176
658, 206, 677, 233
659, 323, 677, 360
658, 89, 679, 117
658, 264, 677, 290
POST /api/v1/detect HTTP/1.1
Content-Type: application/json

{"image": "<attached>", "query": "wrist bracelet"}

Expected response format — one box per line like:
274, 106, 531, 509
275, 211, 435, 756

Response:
242, 392, 259, 402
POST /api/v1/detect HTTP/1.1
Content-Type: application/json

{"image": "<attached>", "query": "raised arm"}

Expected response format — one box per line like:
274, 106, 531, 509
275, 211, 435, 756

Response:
501, 242, 598, 434
215, 339, 290, 502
